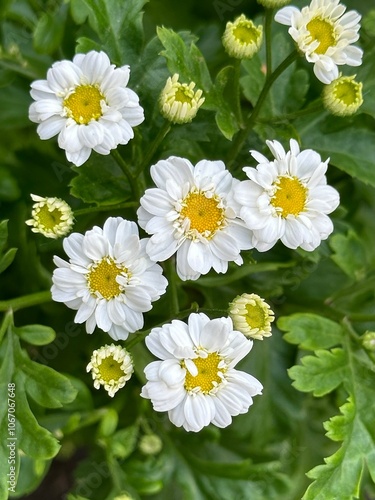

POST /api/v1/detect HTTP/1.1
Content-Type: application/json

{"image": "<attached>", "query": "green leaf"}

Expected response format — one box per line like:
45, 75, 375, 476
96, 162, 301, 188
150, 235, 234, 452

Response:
0, 219, 9, 254
69, 154, 131, 205
106, 424, 139, 460
329, 230, 367, 281
13, 324, 56, 346
0, 165, 21, 202
277, 313, 343, 350
0, 247, 17, 274
33, 4, 68, 54
288, 348, 347, 396
213, 66, 240, 140
97, 408, 118, 438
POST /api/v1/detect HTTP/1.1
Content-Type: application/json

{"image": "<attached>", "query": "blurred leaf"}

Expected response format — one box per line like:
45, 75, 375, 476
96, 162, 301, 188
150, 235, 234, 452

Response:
75, 36, 102, 54
0, 84, 31, 129
33, 4, 68, 55
0, 165, 21, 201
70, 0, 90, 24
0, 247, 17, 274
107, 424, 139, 460
14, 324, 56, 346
329, 230, 367, 281
0, 219, 10, 254
98, 408, 118, 438
278, 313, 343, 350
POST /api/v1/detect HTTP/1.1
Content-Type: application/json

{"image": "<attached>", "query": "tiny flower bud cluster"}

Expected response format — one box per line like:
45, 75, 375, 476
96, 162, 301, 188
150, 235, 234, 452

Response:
25, 194, 74, 239
159, 74, 205, 124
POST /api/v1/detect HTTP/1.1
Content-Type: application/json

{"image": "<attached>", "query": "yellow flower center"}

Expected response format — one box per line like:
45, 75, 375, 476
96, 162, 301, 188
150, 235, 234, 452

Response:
233, 22, 259, 44
180, 192, 225, 236
306, 17, 336, 54
37, 205, 63, 230
271, 176, 307, 218
64, 84, 104, 124
87, 257, 127, 300
98, 355, 124, 383
334, 80, 361, 105
174, 86, 194, 104
245, 302, 269, 329
184, 353, 223, 393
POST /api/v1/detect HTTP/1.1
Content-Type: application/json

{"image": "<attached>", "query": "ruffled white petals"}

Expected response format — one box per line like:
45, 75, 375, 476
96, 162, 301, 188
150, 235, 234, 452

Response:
52, 217, 167, 338
29, 50, 144, 166
141, 313, 262, 432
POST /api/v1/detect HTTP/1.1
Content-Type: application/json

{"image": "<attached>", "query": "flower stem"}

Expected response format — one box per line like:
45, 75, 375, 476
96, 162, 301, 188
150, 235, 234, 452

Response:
111, 149, 140, 199
74, 201, 139, 217
136, 120, 171, 176
0, 290, 52, 312
227, 49, 299, 165
264, 8, 274, 77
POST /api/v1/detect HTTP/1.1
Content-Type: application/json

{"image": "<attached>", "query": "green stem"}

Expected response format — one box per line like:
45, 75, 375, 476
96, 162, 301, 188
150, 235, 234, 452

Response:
233, 58, 244, 126
257, 101, 323, 124
264, 8, 274, 77
0, 290, 52, 312
0, 310, 13, 344
347, 313, 375, 323
227, 50, 299, 165
111, 149, 139, 199
136, 120, 171, 176
166, 256, 180, 318
74, 201, 139, 217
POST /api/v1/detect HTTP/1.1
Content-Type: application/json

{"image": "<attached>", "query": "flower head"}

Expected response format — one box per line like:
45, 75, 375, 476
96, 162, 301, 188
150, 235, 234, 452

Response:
229, 293, 275, 340
257, 0, 291, 8
141, 313, 263, 432
275, 0, 363, 84
51, 217, 168, 340
361, 331, 375, 352
234, 139, 340, 252
222, 14, 263, 59
159, 74, 204, 124
87, 344, 133, 397
137, 156, 253, 281
29, 50, 144, 166
25, 194, 74, 238
138, 434, 163, 455
322, 74, 363, 116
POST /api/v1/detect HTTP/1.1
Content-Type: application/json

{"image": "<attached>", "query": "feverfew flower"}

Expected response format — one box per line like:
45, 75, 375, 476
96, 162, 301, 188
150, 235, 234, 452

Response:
229, 293, 275, 340
160, 74, 204, 124
222, 14, 263, 59
29, 51, 144, 166
322, 74, 363, 116
86, 344, 133, 397
234, 139, 340, 252
137, 157, 253, 281
141, 313, 263, 432
25, 194, 74, 238
51, 217, 168, 340
275, 0, 363, 84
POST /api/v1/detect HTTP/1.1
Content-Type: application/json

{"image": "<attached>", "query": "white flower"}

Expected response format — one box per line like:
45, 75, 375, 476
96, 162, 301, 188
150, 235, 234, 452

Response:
51, 217, 168, 340
160, 74, 205, 124
222, 14, 263, 60
229, 293, 275, 340
141, 313, 263, 432
29, 50, 144, 166
234, 139, 340, 252
25, 194, 74, 238
275, 0, 363, 84
86, 344, 134, 397
137, 157, 253, 281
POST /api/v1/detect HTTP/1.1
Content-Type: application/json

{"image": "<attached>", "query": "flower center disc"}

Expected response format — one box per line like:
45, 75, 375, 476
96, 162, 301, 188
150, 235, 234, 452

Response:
245, 303, 267, 329
87, 258, 125, 300
306, 17, 336, 54
64, 84, 104, 124
334, 81, 360, 105
184, 353, 222, 393
174, 87, 193, 104
233, 23, 258, 44
37, 206, 63, 229
98, 355, 124, 383
180, 192, 224, 236
271, 176, 307, 217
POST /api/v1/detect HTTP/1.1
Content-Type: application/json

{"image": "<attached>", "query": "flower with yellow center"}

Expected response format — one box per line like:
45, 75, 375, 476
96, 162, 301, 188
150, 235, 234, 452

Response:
86, 344, 133, 397
222, 14, 263, 59
141, 313, 263, 432
159, 74, 205, 124
229, 293, 275, 340
275, 0, 363, 84
51, 217, 167, 340
322, 74, 363, 116
25, 194, 74, 239
234, 139, 340, 251
29, 50, 144, 166
137, 157, 253, 281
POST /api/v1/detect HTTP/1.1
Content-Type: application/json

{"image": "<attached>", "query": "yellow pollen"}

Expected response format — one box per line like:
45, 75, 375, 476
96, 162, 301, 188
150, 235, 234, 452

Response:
233, 23, 259, 44
184, 353, 223, 393
245, 303, 268, 329
97, 355, 124, 383
271, 176, 307, 217
87, 258, 126, 300
334, 80, 360, 105
306, 17, 336, 54
180, 192, 224, 236
64, 84, 104, 124
174, 87, 193, 104
37, 205, 63, 229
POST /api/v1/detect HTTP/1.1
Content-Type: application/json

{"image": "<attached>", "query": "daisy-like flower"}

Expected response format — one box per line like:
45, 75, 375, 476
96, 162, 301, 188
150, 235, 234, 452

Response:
141, 313, 263, 432
137, 156, 253, 281
322, 74, 363, 116
229, 293, 275, 340
222, 14, 263, 60
51, 217, 168, 340
25, 194, 74, 238
275, 0, 363, 84
234, 139, 340, 252
159, 74, 205, 124
86, 344, 133, 397
29, 50, 144, 166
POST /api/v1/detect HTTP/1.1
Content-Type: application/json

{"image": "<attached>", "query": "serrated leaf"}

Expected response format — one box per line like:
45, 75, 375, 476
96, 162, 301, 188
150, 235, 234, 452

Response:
33, 4, 68, 55
277, 313, 343, 350
288, 348, 347, 396
14, 324, 56, 346
329, 230, 367, 280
